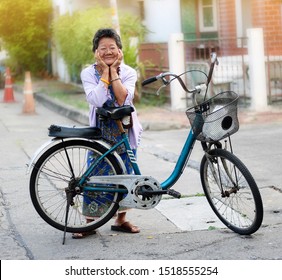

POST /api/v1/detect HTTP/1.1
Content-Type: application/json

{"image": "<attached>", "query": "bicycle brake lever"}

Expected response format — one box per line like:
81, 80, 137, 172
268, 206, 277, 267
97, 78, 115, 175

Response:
195, 84, 207, 93
156, 84, 167, 95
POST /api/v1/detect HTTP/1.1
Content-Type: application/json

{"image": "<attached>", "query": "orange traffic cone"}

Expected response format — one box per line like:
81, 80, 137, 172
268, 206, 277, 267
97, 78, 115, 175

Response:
22, 71, 35, 114
3, 67, 15, 103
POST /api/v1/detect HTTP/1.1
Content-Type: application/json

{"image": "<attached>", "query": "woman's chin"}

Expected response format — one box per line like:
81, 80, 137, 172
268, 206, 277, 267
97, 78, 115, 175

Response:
105, 60, 115, 66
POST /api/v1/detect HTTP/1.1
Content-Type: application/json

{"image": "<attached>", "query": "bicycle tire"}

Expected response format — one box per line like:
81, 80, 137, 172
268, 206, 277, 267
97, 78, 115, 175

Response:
30, 139, 124, 233
200, 148, 263, 235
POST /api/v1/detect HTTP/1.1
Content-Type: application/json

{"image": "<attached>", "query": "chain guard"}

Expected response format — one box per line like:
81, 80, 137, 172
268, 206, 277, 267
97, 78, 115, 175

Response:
87, 175, 162, 209
122, 176, 162, 209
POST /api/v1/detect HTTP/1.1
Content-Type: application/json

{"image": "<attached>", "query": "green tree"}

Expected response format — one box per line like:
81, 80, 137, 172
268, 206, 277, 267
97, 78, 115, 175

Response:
52, 7, 147, 82
0, 0, 52, 74
52, 7, 111, 82
119, 13, 146, 69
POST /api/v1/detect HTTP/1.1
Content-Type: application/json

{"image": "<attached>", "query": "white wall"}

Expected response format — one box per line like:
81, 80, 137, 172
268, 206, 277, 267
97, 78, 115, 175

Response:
144, 0, 181, 42
53, 0, 71, 15
0, 50, 8, 62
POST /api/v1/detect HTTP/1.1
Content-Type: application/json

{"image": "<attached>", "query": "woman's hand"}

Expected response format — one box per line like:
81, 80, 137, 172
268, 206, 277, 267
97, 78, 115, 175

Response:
110, 49, 123, 72
95, 50, 109, 73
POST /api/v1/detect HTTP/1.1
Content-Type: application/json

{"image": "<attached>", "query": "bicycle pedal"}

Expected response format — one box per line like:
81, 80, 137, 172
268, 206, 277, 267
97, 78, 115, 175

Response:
167, 189, 181, 199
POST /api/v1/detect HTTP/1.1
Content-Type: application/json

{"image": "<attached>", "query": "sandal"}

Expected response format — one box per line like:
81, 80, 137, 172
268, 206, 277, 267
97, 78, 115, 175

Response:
72, 230, 96, 239
111, 221, 140, 233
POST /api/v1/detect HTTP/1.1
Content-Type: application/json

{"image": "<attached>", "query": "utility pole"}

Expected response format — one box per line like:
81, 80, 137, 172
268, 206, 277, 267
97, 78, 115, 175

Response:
110, 0, 120, 35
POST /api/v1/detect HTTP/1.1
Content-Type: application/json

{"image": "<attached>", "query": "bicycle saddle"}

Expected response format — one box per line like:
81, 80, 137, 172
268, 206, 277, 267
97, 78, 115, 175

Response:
48, 124, 102, 139
96, 105, 134, 120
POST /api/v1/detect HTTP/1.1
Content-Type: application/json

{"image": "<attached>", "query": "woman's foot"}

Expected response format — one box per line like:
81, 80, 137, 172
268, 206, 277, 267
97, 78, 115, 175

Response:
72, 230, 96, 239
111, 211, 140, 233
72, 218, 96, 239
111, 221, 140, 233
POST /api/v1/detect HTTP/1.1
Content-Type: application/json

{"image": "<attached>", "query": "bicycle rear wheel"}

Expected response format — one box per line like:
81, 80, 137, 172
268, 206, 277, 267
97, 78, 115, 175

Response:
30, 139, 124, 233
200, 148, 263, 235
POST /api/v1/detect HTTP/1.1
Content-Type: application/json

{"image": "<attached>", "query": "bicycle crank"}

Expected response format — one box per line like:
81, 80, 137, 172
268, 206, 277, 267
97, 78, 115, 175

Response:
87, 175, 180, 209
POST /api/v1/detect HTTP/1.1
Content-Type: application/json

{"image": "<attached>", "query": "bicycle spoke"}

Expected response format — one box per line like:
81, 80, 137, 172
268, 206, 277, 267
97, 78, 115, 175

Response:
30, 140, 123, 233
201, 148, 263, 235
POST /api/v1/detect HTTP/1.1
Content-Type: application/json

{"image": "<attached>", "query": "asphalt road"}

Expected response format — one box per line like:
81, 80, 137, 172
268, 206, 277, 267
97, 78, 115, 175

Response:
0, 91, 282, 261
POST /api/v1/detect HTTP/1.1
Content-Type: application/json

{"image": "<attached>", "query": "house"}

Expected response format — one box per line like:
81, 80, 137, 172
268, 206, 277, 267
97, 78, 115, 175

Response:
143, 0, 282, 54
51, 0, 282, 102
140, 0, 282, 102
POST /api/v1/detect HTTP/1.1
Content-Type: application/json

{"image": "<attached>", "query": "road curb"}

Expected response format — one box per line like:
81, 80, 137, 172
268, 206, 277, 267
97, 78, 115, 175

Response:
34, 92, 181, 131
35, 93, 89, 125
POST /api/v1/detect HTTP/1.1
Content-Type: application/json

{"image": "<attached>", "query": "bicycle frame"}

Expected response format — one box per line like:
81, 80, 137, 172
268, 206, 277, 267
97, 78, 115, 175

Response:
76, 55, 219, 195
78, 125, 197, 194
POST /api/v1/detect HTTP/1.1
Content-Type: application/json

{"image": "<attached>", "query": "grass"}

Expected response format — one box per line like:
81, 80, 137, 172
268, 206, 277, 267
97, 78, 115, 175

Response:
16, 78, 90, 111
47, 91, 89, 111
136, 91, 169, 109
22, 78, 169, 112
12, 75, 172, 120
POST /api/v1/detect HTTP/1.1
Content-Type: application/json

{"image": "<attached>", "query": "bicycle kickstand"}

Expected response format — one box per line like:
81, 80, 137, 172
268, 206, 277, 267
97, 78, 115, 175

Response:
62, 189, 73, 245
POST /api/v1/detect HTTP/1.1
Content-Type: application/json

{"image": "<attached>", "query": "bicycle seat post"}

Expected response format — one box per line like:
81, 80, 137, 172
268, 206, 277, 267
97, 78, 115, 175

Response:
116, 119, 126, 134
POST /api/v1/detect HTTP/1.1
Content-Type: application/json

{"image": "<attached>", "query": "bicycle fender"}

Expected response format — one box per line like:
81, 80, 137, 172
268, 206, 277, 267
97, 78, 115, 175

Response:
26, 138, 127, 175
26, 138, 55, 174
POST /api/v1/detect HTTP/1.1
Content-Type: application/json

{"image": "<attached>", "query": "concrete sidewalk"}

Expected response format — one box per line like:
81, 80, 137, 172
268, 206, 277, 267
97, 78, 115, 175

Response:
1, 89, 282, 259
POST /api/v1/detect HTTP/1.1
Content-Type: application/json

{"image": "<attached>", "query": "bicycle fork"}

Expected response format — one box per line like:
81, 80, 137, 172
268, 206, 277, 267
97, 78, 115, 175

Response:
204, 141, 239, 198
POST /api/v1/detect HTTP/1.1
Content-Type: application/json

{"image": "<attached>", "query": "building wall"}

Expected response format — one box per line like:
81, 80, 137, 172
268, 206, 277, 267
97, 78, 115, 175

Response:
215, 0, 282, 56
252, 0, 282, 55
144, 0, 182, 42
218, 0, 236, 39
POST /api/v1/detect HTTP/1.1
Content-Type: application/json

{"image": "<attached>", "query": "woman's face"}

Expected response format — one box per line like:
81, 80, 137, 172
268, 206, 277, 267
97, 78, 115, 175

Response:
97, 37, 119, 66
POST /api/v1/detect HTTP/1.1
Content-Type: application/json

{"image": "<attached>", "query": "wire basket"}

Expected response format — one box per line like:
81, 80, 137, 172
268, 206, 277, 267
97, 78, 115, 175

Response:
186, 91, 239, 142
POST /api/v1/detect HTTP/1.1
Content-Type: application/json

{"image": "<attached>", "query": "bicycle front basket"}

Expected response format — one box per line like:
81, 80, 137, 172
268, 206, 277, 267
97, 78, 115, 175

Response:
186, 91, 239, 142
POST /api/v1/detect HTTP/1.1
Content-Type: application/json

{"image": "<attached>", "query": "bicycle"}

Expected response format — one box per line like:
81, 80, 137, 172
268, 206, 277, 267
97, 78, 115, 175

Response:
28, 53, 263, 244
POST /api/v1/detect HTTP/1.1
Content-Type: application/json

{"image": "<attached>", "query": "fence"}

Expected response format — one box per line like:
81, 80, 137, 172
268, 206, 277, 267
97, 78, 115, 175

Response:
184, 37, 249, 104
185, 35, 282, 104
265, 34, 282, 103
140, 33, 282, 107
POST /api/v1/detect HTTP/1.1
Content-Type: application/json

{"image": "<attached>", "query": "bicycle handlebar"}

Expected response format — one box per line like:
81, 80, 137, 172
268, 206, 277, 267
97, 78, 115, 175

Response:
141, 52, 218, 105
141, 76, 158, 86
142, 72, 202, 93
206, 52, 219, 86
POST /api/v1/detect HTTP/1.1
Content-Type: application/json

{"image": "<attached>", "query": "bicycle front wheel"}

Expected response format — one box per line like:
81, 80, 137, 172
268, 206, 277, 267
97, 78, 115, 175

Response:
200, 148, 263, 235
30, 139, 124, 233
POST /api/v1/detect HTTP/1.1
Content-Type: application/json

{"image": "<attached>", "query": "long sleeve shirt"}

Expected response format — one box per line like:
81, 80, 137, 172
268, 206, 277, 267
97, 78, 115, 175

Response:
81, 63, 142, 149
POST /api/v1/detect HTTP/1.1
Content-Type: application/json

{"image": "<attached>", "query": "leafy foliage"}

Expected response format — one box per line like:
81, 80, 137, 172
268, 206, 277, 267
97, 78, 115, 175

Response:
0, 0, 52, 74
52, 7, 147, 82
52, 7, 111, 82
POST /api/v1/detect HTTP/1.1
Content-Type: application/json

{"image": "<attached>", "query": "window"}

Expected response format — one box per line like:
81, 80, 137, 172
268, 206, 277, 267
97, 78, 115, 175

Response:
199, 0, 218, 32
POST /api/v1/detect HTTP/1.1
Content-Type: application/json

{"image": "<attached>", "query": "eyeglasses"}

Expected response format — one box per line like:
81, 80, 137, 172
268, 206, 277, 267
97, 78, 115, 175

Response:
98, 46, 118, 53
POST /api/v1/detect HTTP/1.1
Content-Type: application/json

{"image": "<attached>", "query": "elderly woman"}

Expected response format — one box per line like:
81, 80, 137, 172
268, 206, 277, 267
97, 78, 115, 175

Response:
73, 28, 142, 238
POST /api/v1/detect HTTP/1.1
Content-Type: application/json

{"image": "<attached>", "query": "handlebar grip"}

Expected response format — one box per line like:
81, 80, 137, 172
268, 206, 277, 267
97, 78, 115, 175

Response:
142, 76, 158, 86
210, 52, 217, 64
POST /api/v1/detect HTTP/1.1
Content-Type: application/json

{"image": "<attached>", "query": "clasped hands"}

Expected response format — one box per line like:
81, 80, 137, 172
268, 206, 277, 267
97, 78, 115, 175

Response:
95, 49, 123, 75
